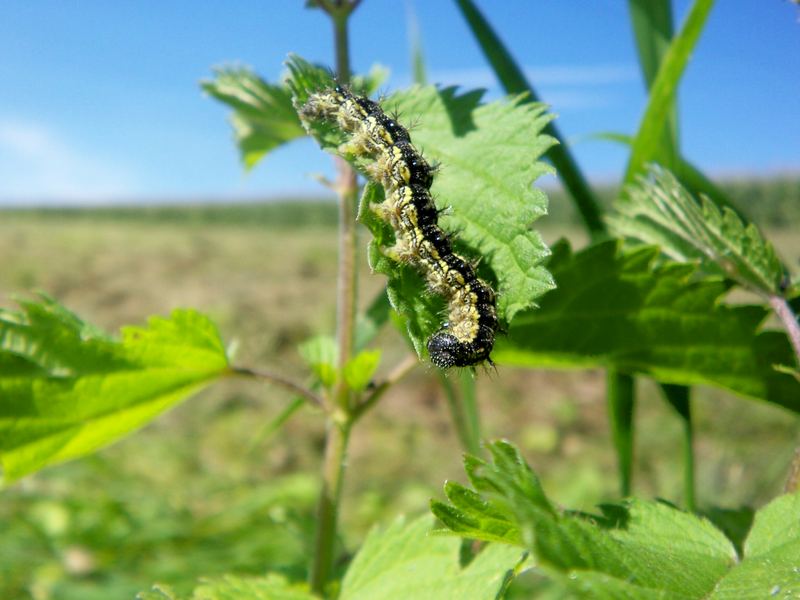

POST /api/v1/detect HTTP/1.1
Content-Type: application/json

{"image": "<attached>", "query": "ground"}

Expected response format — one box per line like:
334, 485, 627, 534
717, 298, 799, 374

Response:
0, 206, 798, 598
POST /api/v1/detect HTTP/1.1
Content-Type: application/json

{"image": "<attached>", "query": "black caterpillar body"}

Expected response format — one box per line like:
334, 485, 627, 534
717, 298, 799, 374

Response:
300, 85, 497, 368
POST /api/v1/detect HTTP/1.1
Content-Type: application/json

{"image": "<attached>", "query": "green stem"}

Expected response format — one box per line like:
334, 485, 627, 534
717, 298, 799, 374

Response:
459, 370, 481, 455
624, 0, 717, 182
607, 370, 635, 496
331, 8, 358, 411
627, 0, 679, 170
627, 0, 697, 513
661, 384, 696, 511
332, 159, 358, 411
437, 371, 480, 456
310, 419, 351, 594
310, 3, 361, 594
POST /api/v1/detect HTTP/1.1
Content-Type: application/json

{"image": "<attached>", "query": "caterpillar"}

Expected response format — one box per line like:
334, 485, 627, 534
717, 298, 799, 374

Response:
299, 85, 498, 368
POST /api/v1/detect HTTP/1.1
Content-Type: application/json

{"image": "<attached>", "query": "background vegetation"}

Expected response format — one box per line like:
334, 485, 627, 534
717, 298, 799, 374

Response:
1, 194, 798, 598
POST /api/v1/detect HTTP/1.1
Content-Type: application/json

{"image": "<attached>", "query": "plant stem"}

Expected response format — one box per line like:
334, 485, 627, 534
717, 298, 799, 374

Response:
229, 366, 324, 408
310, 419, 351, 594
607, 370, 635, 497
330, 5, 359, 411
333, 159, 358, 411
770, 295, 800, 365
459, 370, 481, 455
624, 0, 717, 182
438, 371, 481, 455
332, 7, 352, 83
662, 384, 696, 511
628, 0, 699, 512
310, 3, 361, 594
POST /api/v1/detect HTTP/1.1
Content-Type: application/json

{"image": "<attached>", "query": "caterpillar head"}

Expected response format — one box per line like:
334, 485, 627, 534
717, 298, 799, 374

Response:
427, 331, 467, 368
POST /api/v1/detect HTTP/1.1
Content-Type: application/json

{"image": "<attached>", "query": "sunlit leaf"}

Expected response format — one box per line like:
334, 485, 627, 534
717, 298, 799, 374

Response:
340, 515, 524, 600
435, 440, 799, 599
0, 297, 229, 482
290, 55, 555, 355
612, 169, 785, 296
495, 240, 800, 412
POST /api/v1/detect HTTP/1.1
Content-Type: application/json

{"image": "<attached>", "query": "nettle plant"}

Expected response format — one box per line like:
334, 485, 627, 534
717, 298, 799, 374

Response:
3, 1, 800, 598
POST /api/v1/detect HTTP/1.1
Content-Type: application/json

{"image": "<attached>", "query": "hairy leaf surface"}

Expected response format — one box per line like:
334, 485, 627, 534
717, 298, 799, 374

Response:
612, 169, 784, 295
495, 241, 800, 411
205, 59, 387, 169
0, 298, 229, 482
289, 56, 555, 355
202, 68, 307, 169
340, 515, 524, 600
435, 440, 800, 599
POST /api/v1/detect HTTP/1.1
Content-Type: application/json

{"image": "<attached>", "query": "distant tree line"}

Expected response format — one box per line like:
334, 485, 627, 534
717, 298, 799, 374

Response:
3, 175, 798, 229
547, 175, 800, 228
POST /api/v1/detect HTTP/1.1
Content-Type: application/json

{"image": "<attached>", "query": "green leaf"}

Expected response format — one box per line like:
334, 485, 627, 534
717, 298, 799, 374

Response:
138, 574, 317, 600
203, 60, 387, 171
739, 491, 800, 558
453, 0, 606, 235
344, 349, 382, 392
436, 441, 800, 599
625, 0, 716, 182
494, 240, 800, 412
627, 0, 678, 171
202, 68, 307, 169
339, 515, 525, 600
431, 480, 521, 545
530, 500, 737, 599
192, 574, 317, 600
709, 493, 800, 598
0, 298, 229, 482
431, 442, 554, 551
290, 55, 556, 353
298, 335, 338, 389
607, 369, 635, 497
612, 169, 785, 296
371, 86, 556, 322
285, 55, 387, 109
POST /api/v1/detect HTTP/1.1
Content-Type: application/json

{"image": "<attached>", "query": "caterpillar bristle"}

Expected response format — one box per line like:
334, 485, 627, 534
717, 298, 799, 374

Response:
300, 86, 498, 368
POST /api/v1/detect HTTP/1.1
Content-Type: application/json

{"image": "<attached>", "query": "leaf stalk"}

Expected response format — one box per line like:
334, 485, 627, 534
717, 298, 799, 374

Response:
770, 295, 800, 365
229, 366, 324, 408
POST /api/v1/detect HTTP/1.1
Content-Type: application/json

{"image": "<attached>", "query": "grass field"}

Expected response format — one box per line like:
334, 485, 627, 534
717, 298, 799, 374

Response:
1, 201, 799, 598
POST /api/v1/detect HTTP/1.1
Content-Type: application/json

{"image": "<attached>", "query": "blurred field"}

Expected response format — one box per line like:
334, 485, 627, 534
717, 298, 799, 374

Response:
1, 191, 799, 599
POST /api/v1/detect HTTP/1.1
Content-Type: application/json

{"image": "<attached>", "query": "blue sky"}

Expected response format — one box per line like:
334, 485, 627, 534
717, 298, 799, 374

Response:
0, 1, 798, 205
